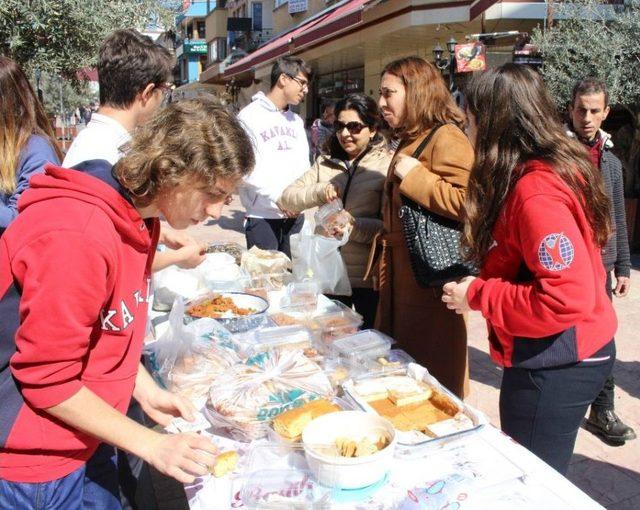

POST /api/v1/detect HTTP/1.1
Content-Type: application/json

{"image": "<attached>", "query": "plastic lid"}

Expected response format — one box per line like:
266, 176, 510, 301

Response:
241, 443, 332, 508
331, 330, 394, 359
252, 325, 313, 352
360, 349, 415, 375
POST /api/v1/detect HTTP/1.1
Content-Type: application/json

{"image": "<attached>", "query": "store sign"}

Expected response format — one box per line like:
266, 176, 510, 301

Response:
454, 42, 487, 73
289, 0, 308, 14
184, 40, 208, 55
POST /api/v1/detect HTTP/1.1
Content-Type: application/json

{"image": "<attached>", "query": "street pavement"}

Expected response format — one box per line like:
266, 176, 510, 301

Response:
153, 195, 640, 509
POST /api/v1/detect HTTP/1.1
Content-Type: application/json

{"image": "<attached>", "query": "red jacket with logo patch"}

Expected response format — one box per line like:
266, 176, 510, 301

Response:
0, 163, 159, 482
467, 159, 617, 369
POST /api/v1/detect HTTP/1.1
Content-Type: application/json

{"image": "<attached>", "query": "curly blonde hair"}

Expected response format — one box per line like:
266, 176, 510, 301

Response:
114, 98, 254, 207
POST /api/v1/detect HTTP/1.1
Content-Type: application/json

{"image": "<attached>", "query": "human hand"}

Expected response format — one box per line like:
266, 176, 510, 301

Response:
327, 210, 355, 239
614, 276, 630, 297
173, 243, 207, 269
441, 276, 476, 314
138, 386, 196, 427
324, 183, 341, 203
143, 432, 218, 484
393, 154, 420, 180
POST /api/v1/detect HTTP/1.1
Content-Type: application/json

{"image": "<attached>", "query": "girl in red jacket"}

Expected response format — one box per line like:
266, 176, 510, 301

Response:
442, 64, 616, 475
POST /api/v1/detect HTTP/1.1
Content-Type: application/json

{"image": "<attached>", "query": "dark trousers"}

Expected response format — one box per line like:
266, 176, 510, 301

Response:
245, 216, 304, 259
329, 288, 379, 329
500, 340, 615, 475
592, 271, 615, 411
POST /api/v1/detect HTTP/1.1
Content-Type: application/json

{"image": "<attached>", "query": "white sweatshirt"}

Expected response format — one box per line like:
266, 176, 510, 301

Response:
238, 92, 310, 219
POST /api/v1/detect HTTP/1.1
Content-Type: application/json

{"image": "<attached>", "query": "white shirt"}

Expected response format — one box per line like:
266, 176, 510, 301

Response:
63, 113, 131, 168
237, 92, 310, 219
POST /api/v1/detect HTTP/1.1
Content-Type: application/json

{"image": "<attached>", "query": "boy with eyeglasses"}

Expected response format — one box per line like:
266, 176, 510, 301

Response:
238, 56, 312, 258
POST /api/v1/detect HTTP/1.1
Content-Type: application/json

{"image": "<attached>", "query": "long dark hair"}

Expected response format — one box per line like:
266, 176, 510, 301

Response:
463, 64, 611, 265
381, 56, 465, 140
324, 93, 383, 159
0, 56, 62, 194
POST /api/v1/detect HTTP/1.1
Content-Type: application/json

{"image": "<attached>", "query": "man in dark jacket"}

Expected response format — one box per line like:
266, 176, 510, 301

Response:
568, 78, 636, 445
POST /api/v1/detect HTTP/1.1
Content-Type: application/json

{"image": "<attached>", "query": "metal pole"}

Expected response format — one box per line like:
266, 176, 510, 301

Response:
449, 53, 455, 91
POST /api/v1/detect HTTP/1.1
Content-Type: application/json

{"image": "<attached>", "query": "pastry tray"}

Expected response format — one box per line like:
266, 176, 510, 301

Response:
342, 363, 487, 449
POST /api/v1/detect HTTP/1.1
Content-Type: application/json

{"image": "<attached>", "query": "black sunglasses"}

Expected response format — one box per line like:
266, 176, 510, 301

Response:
334, 121, 367, 134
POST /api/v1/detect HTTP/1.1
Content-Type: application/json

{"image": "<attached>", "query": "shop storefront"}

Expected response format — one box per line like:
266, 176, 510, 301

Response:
314, 66, 364, 117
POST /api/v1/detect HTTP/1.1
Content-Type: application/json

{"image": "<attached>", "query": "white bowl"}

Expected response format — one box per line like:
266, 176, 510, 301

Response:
301, 410, 396, 489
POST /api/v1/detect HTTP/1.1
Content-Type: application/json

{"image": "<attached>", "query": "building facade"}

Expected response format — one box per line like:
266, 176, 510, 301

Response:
175, 1, 219, 85
200, 0, 549, 119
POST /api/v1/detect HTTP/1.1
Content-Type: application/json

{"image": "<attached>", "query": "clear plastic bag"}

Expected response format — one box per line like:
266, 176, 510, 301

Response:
205, 349, 334, 441
145, 298, 240, 405
290, 221, 352, 296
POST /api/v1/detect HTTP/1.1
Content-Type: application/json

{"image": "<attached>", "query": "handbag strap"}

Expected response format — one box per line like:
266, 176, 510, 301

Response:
410, 124, 446, 160
341, 145, 371, 208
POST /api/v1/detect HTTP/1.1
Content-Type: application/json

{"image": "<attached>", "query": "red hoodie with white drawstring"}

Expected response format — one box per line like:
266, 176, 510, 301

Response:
0, 162, 159, 482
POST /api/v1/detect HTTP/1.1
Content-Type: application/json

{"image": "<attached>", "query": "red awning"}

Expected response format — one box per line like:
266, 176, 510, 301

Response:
225, 0, 370, 76
76, 67, 98, 82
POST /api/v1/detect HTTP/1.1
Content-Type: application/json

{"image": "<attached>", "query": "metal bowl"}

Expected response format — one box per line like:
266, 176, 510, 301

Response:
185, 292, 269, 333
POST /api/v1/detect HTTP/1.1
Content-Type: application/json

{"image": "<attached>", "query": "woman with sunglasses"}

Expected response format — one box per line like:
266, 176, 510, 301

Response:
0, 57, 63, 235
372, 56, 474, 399
279, 93, 391, 327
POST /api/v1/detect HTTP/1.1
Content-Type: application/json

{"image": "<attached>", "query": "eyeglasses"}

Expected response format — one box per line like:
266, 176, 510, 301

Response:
334, 121, 368, 135
287, 74, 309, 91
379, 87, 398, 99
157, 82, 174, 101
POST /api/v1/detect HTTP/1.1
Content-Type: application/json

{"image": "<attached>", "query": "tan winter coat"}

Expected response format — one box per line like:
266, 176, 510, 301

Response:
278, 140, 391, 289
368, 124, 474, 398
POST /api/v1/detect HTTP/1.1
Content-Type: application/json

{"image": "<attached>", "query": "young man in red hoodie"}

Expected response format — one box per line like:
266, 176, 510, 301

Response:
0, 99, 254, 508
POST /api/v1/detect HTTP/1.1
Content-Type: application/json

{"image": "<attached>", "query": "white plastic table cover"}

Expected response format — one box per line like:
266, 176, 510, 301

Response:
184, 424, 603, 510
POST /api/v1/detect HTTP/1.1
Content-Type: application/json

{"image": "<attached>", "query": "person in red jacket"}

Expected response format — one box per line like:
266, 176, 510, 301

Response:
442, 65, 616, 475
0, 99, 254, 508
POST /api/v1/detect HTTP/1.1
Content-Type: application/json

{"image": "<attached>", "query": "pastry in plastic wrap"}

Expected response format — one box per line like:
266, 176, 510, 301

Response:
272, 398, 341, 440
206, 349, 334, 441
168, 335, 241, 402
240, 246, 292, 287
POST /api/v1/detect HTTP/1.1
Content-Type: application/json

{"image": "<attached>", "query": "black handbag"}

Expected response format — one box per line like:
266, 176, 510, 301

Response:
398, 125, 477, 288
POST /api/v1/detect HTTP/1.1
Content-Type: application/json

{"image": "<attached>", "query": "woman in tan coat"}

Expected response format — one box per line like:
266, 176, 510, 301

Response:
370, 56, 474, 398
279, 93, 391, 327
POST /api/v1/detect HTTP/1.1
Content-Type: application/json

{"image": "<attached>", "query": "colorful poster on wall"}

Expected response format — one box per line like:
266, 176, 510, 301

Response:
289, 0, 308, 14
454, 42, 487, 73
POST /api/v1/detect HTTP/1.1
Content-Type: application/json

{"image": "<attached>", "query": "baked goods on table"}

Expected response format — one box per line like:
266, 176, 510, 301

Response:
241, 246, 292, 279
210, 450, 239, 478
352, 376, 465, 435
187, 294, 255, 318
333, 434, 389, 458
205, 242, 244, 265
273, 398, 341, 441
206, 349, 334, 441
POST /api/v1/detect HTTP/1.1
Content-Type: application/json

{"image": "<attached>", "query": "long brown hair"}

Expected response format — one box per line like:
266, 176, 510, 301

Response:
114, 99, 254, 207
463, 64, 611, 265
0, 57, 62, 194
381, 56, 465, 140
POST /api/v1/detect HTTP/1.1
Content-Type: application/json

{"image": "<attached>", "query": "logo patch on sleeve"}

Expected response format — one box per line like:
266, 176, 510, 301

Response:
538, 233, 574, 271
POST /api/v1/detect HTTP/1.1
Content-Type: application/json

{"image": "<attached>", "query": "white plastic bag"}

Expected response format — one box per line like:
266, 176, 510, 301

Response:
290, 221, 352, 296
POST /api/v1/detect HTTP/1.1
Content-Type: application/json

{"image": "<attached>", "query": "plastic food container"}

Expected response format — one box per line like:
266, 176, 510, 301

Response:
314, 199, 344, 227
185, 292, 269, 333
281, 282, 319, 314
240, 443, 332, 509
250, 325, 314, 354
302, 410, 396, 489
330, 330, 394, 362
359, 349, 415, 376
309, 311, 363, 349
342, 363, 487, 450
